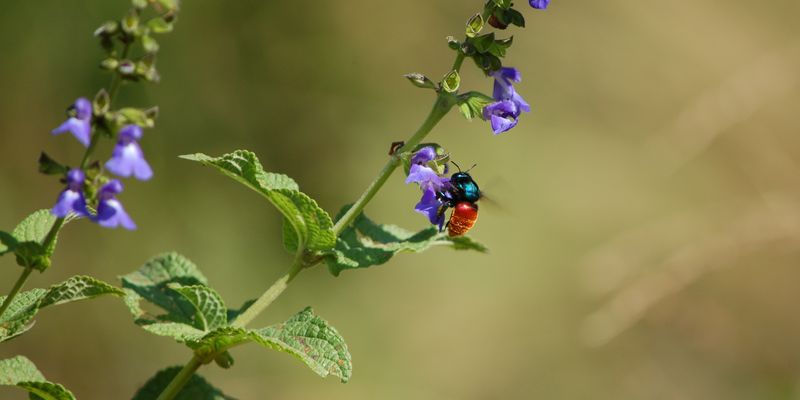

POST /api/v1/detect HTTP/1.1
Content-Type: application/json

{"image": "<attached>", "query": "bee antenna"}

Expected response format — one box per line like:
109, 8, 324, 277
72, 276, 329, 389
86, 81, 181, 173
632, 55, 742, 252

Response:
451, 161, 463, 172
466, 163, 477, 172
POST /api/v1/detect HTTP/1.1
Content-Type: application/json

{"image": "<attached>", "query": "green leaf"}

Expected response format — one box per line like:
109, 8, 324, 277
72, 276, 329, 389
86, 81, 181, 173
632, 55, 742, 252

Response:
180, 150, 335, 253
0, 356, 76, 400
1, 276, 123, 342
39, 275, 125, 308
5, 210, 62, 270
168, 284, 227, 331
120, 252, 208, 325
323, 206, 488, 276
457, 91, 494, 121
250, 307, 352, 383
38, 152, 68, 176
133, 367, 233, 400
141, 322, 206, 344
471, 33, 495, 54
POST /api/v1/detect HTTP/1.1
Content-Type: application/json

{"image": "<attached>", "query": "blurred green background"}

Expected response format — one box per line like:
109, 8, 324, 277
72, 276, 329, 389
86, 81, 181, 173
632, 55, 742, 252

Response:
2, 0, 800, 398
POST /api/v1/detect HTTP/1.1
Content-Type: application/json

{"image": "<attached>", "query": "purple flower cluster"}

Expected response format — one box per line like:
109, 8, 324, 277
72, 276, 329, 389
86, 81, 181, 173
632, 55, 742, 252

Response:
483, 67, 531, 134
50, 97, 153, 230
405, 146, 450, 230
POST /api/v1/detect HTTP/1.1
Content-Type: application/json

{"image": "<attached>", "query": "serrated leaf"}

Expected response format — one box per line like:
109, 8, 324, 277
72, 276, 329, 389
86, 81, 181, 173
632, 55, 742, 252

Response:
323, 206, 488, 276
168, 284, 227, 330
0, 356, 76, 400
141, 322, 206, 343
250, 307, 352, 383
120, 252, 208, 325
133, 367, 233, 400
39, 275, 125, 308
457, 91, 494, 121
1, 276, 122, 342
180, 151, 335, 253
6, 210, 61, 270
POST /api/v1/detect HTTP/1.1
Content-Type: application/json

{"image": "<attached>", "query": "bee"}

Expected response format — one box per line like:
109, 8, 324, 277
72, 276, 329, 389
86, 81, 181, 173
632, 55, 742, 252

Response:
436, 163, 481, 237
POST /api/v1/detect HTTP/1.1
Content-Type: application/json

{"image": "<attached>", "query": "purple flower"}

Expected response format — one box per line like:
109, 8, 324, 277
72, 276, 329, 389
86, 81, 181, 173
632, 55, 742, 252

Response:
414, 187, 446, 230
529, 0, 550, 9
483, 100, 520, 134
483, 67, 531, 134
52, 169, 89, 217
105, 125, 153, 180
94, 180, 136, 230
492, 67, 531, 112
410, 146, 436, 165
52, 97, 92, 147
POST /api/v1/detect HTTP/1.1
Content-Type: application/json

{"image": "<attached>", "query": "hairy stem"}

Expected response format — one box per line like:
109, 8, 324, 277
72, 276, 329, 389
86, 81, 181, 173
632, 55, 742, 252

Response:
154, 354, 204, 400
231, 251, 305, 328
0, 267, 33, 318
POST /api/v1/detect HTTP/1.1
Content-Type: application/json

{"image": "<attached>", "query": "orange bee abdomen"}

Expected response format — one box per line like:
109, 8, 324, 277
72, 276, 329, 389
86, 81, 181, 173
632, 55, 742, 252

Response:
448, 202, 479, 237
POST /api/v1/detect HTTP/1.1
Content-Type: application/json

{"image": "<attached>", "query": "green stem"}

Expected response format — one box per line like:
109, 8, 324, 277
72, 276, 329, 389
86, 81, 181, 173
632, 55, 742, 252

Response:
154, 354, 204, 400
231, 251, 304, 328
332, 94, 455, 236
0, 267, 33, 318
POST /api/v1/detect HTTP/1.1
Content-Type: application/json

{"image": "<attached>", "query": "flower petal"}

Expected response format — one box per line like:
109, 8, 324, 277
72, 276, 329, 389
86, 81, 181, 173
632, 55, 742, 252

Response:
105, 142, 153, 180
52, 118, 91, 147
96, 199, 136, 230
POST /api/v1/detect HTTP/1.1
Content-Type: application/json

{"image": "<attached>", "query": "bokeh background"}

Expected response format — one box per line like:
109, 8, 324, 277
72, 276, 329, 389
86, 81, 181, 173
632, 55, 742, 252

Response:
2, 0, 800, 398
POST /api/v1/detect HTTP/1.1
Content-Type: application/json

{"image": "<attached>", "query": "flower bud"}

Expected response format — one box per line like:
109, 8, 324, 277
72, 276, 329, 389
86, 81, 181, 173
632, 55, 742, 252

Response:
404, 73, 436, 90
93, 89, 111, 115
465, 14, 484, 38
100, 58, 119, 70
442, 70, 461, 93
118, 60, 136, 76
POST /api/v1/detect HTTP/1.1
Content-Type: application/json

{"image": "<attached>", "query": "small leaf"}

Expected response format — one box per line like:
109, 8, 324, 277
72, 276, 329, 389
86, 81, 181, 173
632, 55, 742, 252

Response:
181, 151, 335, 253
38, 153, 68, 176
9, 209, 60, 270
133, 367, 233, 400
323, 206, 488, 276
168, 284, 227, 331
120, 252, 208, 325
0, 356, 76, 400
471, 33, 495, 54
249, 307, 352, 383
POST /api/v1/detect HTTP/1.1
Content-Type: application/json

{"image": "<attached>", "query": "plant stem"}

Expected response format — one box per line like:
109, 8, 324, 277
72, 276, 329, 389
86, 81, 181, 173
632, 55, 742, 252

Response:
0, 267, 33, 318
231, 251, 305, 328
154, 354, 204, 400
332, 93, 454, 236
